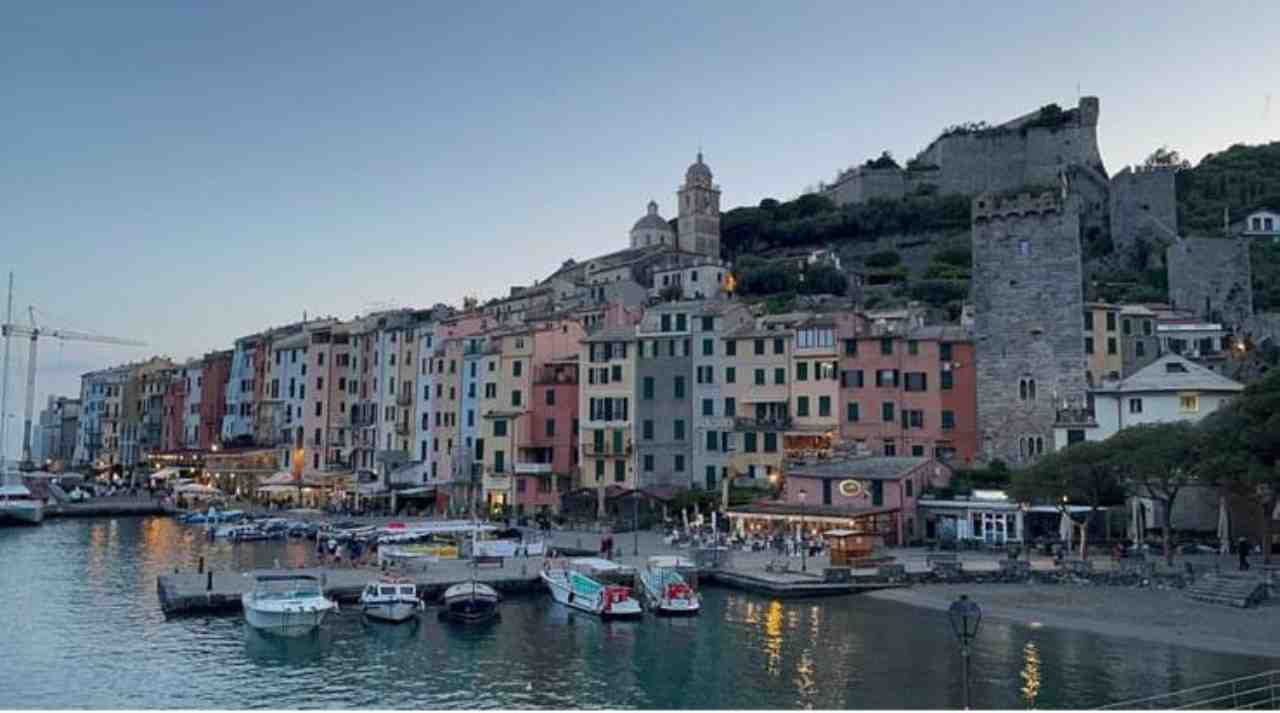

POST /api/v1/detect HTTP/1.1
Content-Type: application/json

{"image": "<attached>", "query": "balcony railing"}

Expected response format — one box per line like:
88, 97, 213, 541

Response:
734, 416, 794, 432
1055, 407, 1097, 426
514, 462, 553, 475
582, 442, 631, 457
395, 420, 410, 436
534, 366, 578, 385
396, 392, 413, 406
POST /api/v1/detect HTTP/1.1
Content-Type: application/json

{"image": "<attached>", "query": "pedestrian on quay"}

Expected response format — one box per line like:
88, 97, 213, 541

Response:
1238, 537, 1251, 571
315, 533, 326, 565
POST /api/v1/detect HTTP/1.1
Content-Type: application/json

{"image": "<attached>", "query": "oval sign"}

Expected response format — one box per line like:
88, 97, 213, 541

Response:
838, 479, 865, 498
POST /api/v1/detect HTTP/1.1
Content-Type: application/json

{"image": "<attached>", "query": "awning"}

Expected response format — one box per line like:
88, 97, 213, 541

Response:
149, 467, 183, 481
260, 470, 300, 486
397, 486, 438, 497
175, 482, 222, 496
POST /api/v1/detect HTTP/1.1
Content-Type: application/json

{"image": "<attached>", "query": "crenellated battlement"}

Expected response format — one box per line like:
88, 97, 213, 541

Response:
972, 191, 1064, 222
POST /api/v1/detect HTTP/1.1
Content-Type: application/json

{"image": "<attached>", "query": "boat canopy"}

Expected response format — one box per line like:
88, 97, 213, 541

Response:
647, 555, 694, 568
0, 484, 34, 497
570, 557, 624, 571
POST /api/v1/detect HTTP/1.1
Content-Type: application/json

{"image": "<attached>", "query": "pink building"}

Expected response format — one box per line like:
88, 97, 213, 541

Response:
161, 376, 186, 453
517, 356, 579, 515
198, 351, 231, 451
727, 456, 952, 546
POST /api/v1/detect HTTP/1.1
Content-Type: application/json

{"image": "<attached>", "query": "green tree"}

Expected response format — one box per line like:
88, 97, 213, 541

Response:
864, 250, 902, 269
1009, 441, 1126, 559
1143, 145, 1190, 170
1106, 422, 1201, 565
1199, 370, 1280, 563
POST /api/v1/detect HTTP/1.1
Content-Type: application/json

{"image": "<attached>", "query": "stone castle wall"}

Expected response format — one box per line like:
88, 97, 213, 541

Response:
1109, 165, 1179, 264
972, 191, 1088, 467
1166, 238, 1254, 330
823, 167, 907, 206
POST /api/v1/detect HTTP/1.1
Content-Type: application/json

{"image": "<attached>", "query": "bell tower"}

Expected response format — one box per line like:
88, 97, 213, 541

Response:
677, 152, 721, 258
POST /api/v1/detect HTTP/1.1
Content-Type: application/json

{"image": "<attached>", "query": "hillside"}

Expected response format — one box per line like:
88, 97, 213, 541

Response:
724, 142, 1280, 315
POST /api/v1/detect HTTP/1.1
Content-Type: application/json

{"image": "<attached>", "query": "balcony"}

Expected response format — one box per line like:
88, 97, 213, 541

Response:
514, 462, 553, 475
734, 416, 794, 432
582, 442, 631, 457
534, 366, 578, 385
350, 410, 374, 427
395, 420, 410, 436
1055, 407, 1097, 427
396, 391, 413, 407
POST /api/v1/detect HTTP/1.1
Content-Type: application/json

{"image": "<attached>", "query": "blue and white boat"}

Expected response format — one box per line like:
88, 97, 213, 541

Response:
541, 557, 641, 618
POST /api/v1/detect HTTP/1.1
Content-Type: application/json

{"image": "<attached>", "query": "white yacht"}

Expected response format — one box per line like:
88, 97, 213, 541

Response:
0, 482, 44, 525
241, 573, 337, 637
359, 575, 423, 624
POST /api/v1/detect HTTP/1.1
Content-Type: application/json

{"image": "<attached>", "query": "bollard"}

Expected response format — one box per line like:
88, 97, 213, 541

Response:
198, 556, 205, 574
206, 570, 213, 591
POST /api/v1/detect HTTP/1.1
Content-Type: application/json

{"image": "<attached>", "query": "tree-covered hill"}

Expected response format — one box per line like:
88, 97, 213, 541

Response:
1178, 142, 1280, 235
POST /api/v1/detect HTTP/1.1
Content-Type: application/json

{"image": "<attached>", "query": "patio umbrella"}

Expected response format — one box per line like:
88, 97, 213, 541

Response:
682, 508, 689, 530
1217, 495, 1230, 555
1130, 499, 1141, 544
1058, 510, 1072, 546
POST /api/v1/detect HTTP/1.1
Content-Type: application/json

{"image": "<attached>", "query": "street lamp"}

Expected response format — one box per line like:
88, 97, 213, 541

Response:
798, 488, 807, 573
948, 594, 983, 709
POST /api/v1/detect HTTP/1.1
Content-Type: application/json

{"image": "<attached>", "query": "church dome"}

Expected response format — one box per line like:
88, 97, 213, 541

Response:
685, 152, 713, 184
632, 200, 672, 232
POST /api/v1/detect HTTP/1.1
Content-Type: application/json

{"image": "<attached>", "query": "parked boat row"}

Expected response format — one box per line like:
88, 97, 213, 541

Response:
541, 556, 700, 618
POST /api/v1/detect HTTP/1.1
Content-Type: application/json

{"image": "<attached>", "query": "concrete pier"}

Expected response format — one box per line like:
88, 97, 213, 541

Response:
48, 498, 173, 518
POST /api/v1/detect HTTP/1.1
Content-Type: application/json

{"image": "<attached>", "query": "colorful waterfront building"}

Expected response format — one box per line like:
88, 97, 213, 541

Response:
222, 333, 261, 445
690, 301, 754, 493
579, 325, 638, 513
633, 303, 694, 492
518, 355, 579, 515
722, 321, 792, 486
197, 350, 231, 451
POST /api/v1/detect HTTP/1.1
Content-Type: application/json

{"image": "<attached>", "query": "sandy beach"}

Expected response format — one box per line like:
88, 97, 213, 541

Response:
866, 582, 1280, 659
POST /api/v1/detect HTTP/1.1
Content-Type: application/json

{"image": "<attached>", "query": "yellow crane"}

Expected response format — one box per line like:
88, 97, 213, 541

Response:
1, 273, 145, 471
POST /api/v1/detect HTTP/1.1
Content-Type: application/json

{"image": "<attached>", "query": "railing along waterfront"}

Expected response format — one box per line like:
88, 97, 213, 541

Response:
1099, 670, 1280, 710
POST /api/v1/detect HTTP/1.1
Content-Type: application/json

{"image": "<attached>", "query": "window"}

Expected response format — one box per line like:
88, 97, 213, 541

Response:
842, 369, 864, 388
1019, 378, 1037, 401
940, 342, 953, 362
875, 369, 898, 388
611, 365, 621, 381
725, 366, 736, 384
493, 419, 507, 437
614, 460, 625, 482
796, 362, 808, 381
903, 410, 924, 428
942, 410, 955, 430
594, 459, 605, 482
726, 340, 737, 356
844, 339, 858, 356
1143, 320, 1153, 337
701, 316, 714, 332
1106, 312, 1116, 332
674, 420, 685, 441
1085, 337, 1094, 355
904, 372, 927, 392
797, 396, 810, 417
744, 432, 757, 453
642, 377, 654, 400
881, 338, 893, 356
493, 450, 505, 474
643, 454, 654, 472
763, 433, 777, 453
511, 390, 522, 407
705, 430, 718, 451
674, 376, 685, 399
847, 402, 860, 422
1128, 398, 1143, 414
1123, 318, 1132, 336
941, 370, 954, 390
661, 314, 671, 332
724, 397, 736, 417
754, 339, 764, 355
1136, 341, 1146, 357
1017, 239, 1031, 257
612, 429, 623, 454
544, 418, 556, 438
882, 402, 895, 422
673, 454, 684, 472
754, 369, 765, 385
702, 338, 714, 356
818, 396, 831, 417
773, 338, 784, 354
545, 389, 555, 406
675, 314, 687, 332
1107, 338, 1117, 355
314, 401, 322, 417
702, 398, 714, 416
883, 440, 896, 456
774, 368, 785, 385
908, 340, 919, 356
1179, 394, 1200, 413
643, 420, 654, 440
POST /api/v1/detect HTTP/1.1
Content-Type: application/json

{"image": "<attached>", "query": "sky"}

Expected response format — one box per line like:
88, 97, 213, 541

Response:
2, 1, 1279, 457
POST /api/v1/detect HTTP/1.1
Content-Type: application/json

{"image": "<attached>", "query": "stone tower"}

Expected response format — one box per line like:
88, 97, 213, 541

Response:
677, 152, 721, 258
972, 189, 1088, 467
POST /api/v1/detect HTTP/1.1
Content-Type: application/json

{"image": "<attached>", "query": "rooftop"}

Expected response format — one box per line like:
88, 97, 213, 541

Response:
1094, 354, 1244, 394
787, 456, 936, 481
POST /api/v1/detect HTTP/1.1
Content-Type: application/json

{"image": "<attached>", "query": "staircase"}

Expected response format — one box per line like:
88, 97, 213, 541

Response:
1184, 572, 1270, 608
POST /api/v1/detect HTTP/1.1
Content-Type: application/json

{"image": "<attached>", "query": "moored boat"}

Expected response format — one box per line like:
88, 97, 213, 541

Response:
241, 573, 336, 637
0, 483, 44, 525
439, 580, 500, 624
541, 557, 642, 619
638, 556, 700, 615
359, 575, 423, 624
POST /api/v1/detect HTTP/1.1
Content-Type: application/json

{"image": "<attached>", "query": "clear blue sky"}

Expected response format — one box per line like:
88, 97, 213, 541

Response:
2, 2, 1277, 454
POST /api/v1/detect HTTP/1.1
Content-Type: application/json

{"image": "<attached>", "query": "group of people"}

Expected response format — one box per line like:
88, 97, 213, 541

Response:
314, 533, 375, 568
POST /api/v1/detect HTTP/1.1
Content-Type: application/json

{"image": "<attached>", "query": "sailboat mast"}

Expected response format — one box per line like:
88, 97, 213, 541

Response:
1, 272, 13, 475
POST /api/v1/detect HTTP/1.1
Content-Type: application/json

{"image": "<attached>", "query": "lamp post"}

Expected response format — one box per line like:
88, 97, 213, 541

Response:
948, 594, 983, 709
633, 492, 639, 556
798, 488, 808, 573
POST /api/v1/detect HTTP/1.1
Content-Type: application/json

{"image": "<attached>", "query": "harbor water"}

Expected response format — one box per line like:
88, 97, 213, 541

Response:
1, 516, 1274, 709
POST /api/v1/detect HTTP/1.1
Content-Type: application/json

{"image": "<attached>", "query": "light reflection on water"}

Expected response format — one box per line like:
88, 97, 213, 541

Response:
0, 517, 1276, 709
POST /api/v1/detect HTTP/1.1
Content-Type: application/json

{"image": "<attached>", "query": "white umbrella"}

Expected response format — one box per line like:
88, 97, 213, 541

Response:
682, 508, 689, 529
1217, 495, 1230, 555
1130, 498, 1141, 544
711, 510, 717, 533
1058, 510, 1073, 546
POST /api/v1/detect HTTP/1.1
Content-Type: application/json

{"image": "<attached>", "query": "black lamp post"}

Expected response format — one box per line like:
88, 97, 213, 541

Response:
798, 488, 808, 573
948, 594, 983, 709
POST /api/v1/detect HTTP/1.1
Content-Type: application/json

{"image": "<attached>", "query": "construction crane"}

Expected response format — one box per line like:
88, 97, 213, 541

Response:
0, 272, 145, 472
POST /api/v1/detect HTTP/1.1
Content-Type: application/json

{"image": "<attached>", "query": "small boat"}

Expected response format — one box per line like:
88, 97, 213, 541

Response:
439, 580, 500, 624
228, 525, 271, 542
241, 573, 337, 637
638, 556, 700, 615
359, 575, 423, 623
0, 483, 44, 525
541, 558, 642, 618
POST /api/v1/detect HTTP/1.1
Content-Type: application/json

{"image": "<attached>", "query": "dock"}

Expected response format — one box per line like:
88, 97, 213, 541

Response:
47, 499, 173, 518
706, 569, 908, 598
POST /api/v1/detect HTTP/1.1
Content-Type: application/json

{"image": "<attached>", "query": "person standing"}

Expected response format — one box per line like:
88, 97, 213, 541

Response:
1238, 537, 1251, 571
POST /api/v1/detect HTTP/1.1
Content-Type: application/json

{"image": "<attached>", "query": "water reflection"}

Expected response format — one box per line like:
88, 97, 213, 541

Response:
763, 599, 784, 676
243, 624, 332, 664
1021, 640, 1042, 708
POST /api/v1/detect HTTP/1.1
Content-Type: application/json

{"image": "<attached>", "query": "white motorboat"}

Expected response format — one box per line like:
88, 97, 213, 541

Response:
360, 575, 423, 624
541, 557, 641, 618
0, 483, 44, 525
638, 556, 700, 615
241, 573, 336, 637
